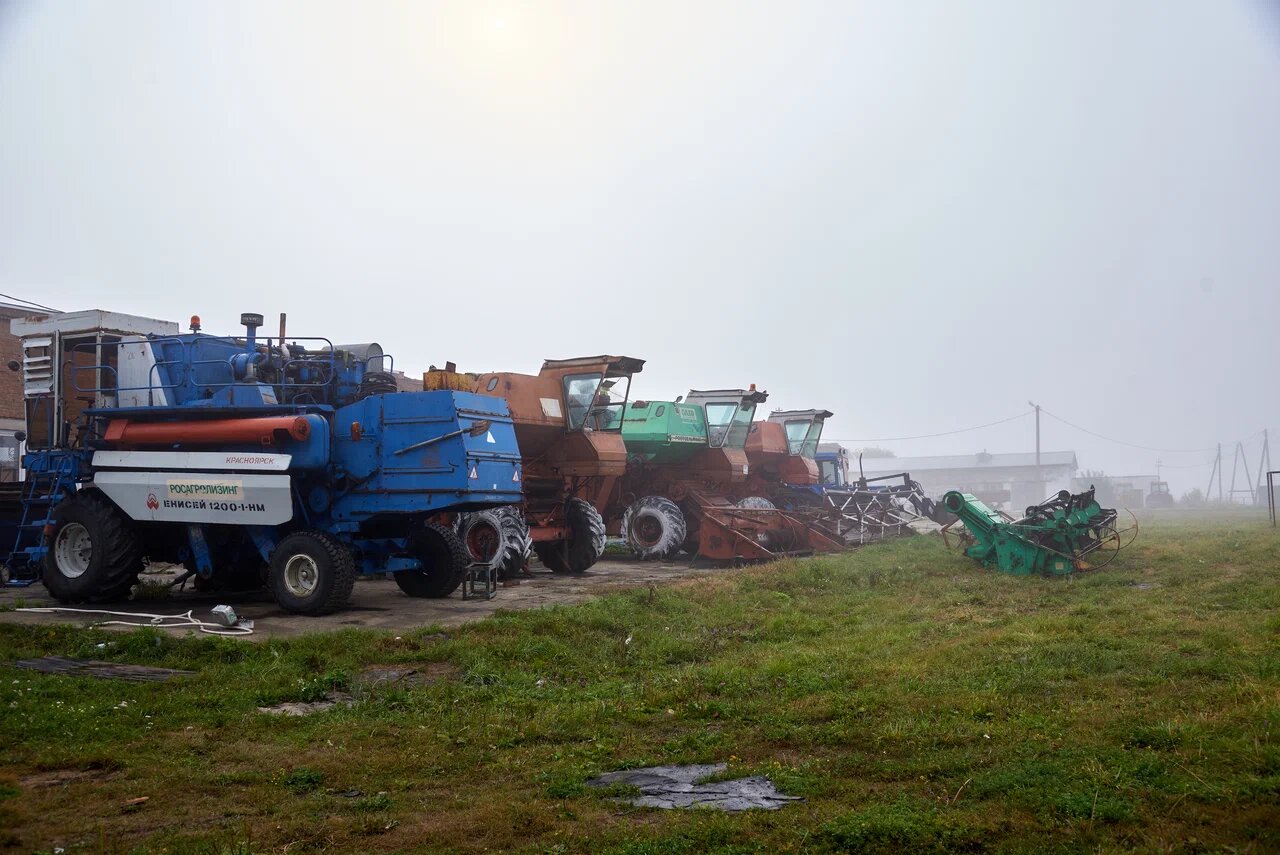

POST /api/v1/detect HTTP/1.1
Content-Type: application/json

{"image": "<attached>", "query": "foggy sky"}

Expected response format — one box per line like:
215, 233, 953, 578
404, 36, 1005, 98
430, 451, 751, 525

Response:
2, 1, 1277, 496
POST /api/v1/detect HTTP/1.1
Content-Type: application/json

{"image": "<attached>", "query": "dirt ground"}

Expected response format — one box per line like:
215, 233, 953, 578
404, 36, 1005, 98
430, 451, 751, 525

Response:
0, 553, 737, 640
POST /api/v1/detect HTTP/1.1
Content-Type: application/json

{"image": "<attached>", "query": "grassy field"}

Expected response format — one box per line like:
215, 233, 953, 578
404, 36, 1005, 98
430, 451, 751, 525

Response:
1, 514, 1278, 854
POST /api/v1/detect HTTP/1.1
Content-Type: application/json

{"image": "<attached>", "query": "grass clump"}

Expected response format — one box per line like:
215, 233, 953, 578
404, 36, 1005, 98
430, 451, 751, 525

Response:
280, 768, 324, 793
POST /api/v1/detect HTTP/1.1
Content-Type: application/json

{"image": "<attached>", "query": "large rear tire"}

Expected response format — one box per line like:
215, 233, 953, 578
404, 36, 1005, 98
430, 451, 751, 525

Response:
455, 506, 530, 579
495, 505, 531, 578
43, 490, 143, 603
395, 521, 468, 598
533, 498, 605, 574
621, 496, 687, 559
454, 509, 505, 568
268, 530, 356, 616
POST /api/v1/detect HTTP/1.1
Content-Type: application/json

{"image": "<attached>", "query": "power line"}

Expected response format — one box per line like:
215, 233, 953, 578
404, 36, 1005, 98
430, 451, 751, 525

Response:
0, 292, 58, 313
1039, 409, 1219, 454
825, 410, 1032, 443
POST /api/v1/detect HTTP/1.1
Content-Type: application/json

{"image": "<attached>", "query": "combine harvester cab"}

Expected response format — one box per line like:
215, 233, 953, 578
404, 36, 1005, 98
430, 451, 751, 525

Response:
6, 311, 523, 614
428, 355, 644, 576
741, 409, 831, 499
618, 389, 844, 562
744, 411, 940, 545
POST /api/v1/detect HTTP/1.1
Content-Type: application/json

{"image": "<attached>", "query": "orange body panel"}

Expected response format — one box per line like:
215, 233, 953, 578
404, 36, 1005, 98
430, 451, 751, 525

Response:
425, 357, 644, 526
103, 415, 310, 447
743, 420, 819, 492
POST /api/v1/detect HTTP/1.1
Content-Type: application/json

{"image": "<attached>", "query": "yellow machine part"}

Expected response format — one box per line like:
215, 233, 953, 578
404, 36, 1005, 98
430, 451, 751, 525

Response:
423, 369, 478, 392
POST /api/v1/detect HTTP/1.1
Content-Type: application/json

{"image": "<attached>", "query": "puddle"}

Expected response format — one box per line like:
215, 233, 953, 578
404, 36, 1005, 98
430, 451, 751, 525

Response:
256, 693, 354, 716
586, 763, 800, 811
20, 768, 115, 788
358, 662, 457, 688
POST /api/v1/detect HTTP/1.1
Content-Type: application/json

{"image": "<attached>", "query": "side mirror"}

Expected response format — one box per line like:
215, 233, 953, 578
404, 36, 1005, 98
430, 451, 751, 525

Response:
6, 360, 19, 372
14, 431, 25, 443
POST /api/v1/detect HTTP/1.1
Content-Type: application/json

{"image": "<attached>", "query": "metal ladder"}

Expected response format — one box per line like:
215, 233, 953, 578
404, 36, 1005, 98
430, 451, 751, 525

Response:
4, 452, 79, 585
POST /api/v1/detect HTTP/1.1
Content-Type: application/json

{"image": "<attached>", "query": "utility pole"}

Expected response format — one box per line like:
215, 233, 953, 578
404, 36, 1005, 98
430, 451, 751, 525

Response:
1254, 429, 1270, 506
1028, 401, 1041, 495
1218, 443, 1224, 502
1228, 441, 1254, 505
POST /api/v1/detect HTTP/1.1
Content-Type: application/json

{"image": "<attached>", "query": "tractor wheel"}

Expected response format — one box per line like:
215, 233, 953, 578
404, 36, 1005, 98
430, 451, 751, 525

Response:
268, 531, 356, 616
396, 521, 467, 598
621, 496, 687, 559
42, 490, 143, 603
454, 509, 505, 569
736, 496, 776, 510
494, 505, 532, 578
533, 498, 605, 574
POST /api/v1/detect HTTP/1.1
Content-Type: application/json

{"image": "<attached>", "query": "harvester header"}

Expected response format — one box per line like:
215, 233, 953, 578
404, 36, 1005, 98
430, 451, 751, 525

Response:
941, 487, 1137, 575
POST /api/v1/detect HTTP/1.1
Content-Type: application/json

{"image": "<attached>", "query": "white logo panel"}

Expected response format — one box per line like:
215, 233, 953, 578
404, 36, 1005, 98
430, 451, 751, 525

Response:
94, 471, 293, 525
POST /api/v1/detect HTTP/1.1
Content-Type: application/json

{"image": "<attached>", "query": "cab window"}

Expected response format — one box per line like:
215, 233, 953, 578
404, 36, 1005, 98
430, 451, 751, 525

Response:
784, 421, 810, 455
784, 419, 824, 457
705, 403, 735, 447
563, 374, 603, 431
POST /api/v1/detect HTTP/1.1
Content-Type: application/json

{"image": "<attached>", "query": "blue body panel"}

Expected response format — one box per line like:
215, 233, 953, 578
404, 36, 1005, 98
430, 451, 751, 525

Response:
330, 391, 522, 520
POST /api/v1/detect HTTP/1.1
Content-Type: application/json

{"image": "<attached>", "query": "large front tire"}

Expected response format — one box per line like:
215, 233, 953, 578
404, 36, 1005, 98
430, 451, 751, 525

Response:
268, 531, 356, 616
42, 490, 143, 603
621, 496, 687, 559
395, 521, 467, 598
533, 498, 605, 574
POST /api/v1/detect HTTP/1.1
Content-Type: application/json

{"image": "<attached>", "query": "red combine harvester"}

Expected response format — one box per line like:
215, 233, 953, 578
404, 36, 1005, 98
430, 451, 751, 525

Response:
426, 356, 644, 576
740, 409, 832, 502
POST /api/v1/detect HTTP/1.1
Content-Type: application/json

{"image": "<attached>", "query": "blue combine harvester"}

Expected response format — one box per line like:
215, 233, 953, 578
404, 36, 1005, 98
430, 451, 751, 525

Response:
3, 310, 523, 615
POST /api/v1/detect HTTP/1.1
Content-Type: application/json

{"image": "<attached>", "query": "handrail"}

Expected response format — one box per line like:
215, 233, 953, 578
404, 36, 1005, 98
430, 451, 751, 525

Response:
64, 335, 394, 402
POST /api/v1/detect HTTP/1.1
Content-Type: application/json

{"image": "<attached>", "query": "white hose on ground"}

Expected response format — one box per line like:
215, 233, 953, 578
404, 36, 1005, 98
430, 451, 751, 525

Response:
15, 607, 254, 636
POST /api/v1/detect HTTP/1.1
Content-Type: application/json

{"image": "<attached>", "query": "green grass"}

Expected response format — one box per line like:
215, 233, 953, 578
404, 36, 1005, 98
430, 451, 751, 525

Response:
1, 515, 1278, 853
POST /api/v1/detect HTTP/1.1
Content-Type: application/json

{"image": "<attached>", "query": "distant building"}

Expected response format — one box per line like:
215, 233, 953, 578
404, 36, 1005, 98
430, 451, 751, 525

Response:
855, 450, 1078, 511
0, 302, 42, 481
1073, 474, 1156, 509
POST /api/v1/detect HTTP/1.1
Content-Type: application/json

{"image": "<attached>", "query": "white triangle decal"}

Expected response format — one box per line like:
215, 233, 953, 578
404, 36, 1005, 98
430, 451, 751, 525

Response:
468, 465, 478, 479
512, 468, 521, 482
485, 431, 495, 444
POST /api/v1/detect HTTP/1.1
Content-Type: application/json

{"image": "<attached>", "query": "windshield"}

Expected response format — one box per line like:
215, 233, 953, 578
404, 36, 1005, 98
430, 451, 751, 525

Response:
584, 373, 630, 432
564, 373, 603, 431
784, 418, 825, 458
706, 400, 757, 448
565, 372, 630, 432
